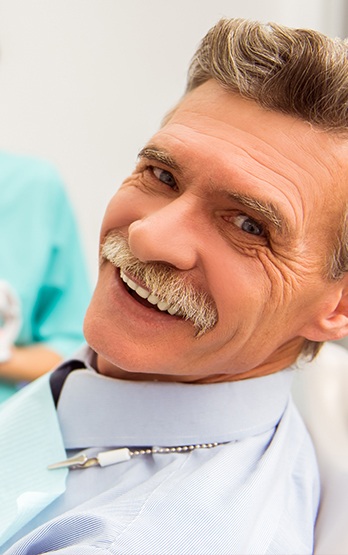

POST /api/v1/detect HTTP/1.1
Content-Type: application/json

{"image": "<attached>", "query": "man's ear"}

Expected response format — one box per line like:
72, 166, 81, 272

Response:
302, 277, 348, 342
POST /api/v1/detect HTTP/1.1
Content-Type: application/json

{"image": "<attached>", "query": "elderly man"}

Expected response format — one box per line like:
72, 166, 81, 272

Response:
2, 17, 348, 554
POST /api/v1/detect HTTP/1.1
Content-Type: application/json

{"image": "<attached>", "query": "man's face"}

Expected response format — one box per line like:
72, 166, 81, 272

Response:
84, 80, 348, 382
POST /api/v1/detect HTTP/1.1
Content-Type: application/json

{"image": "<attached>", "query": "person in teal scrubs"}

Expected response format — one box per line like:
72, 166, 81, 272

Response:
0, 151, 91, 402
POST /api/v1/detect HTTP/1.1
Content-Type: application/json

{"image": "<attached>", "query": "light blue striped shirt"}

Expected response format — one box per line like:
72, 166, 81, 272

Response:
4, 347, 320, 554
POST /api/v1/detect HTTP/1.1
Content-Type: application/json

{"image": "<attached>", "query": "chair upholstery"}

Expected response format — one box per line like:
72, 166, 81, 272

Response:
292, 342, 348, 555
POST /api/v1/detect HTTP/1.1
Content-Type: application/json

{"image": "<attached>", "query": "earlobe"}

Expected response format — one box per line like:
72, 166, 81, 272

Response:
317, 311, 348, 341
303, 282, 348, 342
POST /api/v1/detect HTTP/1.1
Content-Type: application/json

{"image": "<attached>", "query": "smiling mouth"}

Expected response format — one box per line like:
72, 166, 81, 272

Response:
120, 270, 180, 317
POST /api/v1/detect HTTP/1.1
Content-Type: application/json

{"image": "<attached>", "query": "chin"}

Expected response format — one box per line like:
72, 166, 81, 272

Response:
84, 309, 156, 375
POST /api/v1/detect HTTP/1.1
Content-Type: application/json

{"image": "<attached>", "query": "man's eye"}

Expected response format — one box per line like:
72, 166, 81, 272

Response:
234, 214, 265, 236
152, 167, 177, 189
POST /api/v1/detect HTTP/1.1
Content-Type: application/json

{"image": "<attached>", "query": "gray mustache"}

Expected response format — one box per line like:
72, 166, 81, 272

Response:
101, 231, 218, 336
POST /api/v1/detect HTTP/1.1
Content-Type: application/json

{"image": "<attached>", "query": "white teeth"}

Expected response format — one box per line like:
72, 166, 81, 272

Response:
147, 293, 160, 305
120, 270, 128, 283
136, 286, 150, 299
120, 270, 178, 316
127, 279, 137, 291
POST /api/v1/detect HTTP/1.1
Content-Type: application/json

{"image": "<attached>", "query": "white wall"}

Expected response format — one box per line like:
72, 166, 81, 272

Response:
0, 0, 345, 282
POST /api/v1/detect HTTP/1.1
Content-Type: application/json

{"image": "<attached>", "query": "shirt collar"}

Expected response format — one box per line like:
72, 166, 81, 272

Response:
55, 346, 294, 449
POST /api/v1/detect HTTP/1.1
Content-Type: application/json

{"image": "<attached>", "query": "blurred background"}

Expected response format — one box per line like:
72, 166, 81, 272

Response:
0, 0, 346, 283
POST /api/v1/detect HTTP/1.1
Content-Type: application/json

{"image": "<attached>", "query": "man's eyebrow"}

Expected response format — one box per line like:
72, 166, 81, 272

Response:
227, 190, 289, 235
138, 146, 181, 171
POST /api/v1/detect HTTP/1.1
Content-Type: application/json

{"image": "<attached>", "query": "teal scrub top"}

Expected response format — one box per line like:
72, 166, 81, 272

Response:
0, 152, 91, 401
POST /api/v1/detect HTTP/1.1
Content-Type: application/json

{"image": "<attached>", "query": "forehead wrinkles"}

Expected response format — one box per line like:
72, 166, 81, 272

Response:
164, 120, 326, 191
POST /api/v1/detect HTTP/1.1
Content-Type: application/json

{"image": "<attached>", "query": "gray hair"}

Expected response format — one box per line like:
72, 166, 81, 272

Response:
187, 18, 348, 133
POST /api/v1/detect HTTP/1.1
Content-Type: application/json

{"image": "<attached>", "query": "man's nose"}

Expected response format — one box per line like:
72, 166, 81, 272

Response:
127, 198, 199, 270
